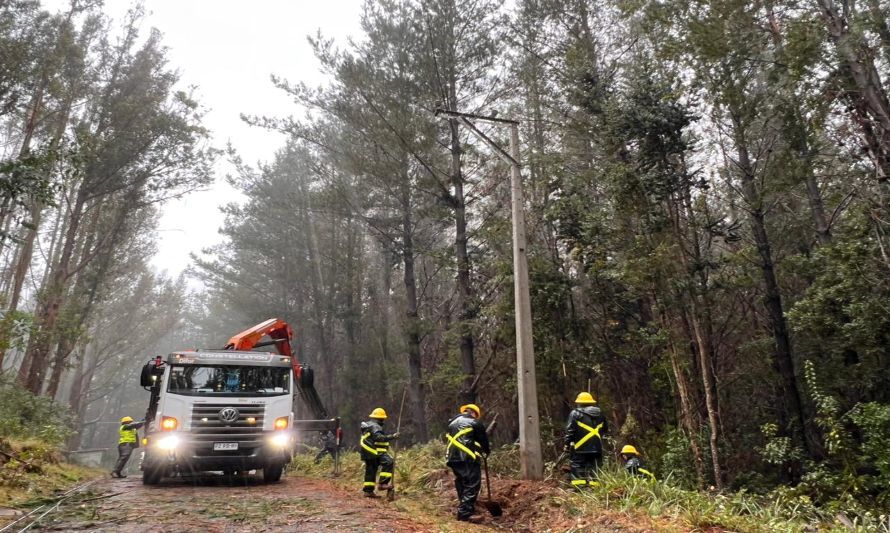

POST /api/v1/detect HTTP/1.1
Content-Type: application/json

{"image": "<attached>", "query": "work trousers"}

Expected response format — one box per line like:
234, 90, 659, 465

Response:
113, 443, 136, 475
314, 445, 337, 464
362, 453, 394, 492
569, 452, 602, 488
449, 460, 482, 520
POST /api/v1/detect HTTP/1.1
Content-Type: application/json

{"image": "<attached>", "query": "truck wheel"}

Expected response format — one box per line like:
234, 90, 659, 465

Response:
263, 463, 284, 483
142, 467, 162, 485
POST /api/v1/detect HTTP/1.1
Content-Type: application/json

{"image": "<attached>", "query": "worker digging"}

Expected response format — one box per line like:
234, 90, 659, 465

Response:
444, 403, 491, 523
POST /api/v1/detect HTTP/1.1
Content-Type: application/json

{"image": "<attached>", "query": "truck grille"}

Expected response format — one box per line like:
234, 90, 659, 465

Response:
189, 404, 266, 450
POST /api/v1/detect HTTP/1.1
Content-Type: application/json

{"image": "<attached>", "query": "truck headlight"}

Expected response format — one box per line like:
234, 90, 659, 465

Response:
274, 417, 288, 430
270, 433, 290, 447
157, 435, 180, 451
161, 416, 178, 431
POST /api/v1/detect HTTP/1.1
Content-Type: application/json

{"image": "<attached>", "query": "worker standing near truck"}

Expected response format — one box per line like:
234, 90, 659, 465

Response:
112, 416, 145, 478
359, 408, 399, 497
445, 404, 490, 523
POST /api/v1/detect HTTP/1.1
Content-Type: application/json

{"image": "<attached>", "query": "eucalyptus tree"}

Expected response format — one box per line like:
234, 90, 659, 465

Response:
18, 18, 214, 394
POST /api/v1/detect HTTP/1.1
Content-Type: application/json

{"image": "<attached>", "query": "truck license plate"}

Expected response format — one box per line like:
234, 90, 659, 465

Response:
213, 442, 238, 451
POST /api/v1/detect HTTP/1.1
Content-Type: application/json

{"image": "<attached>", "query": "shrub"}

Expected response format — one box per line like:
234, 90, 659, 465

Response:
0, 374, 73, 446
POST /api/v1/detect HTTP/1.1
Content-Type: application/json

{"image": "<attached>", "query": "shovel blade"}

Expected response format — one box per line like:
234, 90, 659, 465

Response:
482, 500, 503, 517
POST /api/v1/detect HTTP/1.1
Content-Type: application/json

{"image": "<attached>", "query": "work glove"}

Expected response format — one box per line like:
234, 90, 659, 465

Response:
391, 432, 400, 439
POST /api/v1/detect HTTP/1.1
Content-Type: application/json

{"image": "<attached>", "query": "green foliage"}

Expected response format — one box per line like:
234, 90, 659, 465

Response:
759, 423, 804, 467
764, 361, 890, 513
0, 375, 73, 446
0, 310, 33, 354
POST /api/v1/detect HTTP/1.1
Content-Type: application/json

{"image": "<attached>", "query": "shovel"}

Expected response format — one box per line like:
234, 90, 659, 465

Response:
385, 387, 407, 502
481, 455, 503, 517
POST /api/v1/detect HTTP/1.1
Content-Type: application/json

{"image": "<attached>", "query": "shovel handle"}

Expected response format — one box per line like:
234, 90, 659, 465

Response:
483, 454, 493, 500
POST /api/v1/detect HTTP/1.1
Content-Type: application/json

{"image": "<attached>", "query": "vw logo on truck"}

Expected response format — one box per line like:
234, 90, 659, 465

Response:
218, 407, 239, 424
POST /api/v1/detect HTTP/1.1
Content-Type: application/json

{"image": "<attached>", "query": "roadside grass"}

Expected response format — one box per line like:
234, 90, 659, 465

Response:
0, 437, 101, 508
289, 442, 487, 531
291, 442, 887, 532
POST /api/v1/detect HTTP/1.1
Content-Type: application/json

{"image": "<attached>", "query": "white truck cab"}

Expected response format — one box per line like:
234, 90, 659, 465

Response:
140, 351, 297, 484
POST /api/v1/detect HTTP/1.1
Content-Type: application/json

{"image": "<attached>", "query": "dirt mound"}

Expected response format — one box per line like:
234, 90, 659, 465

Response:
427, 473, 671, 532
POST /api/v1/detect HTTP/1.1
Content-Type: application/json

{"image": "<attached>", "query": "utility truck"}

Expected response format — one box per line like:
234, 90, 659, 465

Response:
138, 319, 339, 485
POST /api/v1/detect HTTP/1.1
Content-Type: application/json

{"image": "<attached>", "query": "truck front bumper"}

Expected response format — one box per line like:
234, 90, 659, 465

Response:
142, 431, 292, 473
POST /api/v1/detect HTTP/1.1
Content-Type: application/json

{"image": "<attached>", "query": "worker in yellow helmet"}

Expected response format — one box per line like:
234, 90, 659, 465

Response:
111, 416, 145, 478
564, 392, 608, 489
359, 407, 399, 497
621, 445, 656, 481
445, 403, 490, 523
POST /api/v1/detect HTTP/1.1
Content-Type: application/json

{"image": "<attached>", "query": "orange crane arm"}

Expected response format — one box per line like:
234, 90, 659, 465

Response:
223, 318, 294, 358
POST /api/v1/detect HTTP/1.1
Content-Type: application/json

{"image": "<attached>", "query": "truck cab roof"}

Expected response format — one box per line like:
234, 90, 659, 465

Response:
166, 351, 293, 367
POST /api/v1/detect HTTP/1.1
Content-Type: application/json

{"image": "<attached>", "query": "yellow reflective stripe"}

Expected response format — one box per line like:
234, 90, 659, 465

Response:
573, 421, 603, 450
571, 479, 587, 486
376, 449, 388, 453
363, 482, 376, 487
378, 472, 392, 478
639, 468, 656, 480
360, 432, 378, 455
446, 427, 477, 459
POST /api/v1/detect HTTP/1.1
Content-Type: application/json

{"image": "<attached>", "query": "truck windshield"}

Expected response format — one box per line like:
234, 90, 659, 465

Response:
167, 365, 290, 396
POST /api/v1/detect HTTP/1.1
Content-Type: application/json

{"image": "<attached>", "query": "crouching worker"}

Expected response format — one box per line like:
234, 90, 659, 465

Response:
112, 416, 145, 478
446, 404, 490, 523
359, 408, 399, 497
565, 392, 607, 489
315, 430, 338, 464
621, 445, 656, 481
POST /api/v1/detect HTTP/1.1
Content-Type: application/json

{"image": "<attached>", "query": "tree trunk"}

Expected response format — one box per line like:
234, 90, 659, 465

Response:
732, 113, 814, 457
688, 311, 724, 489
818, 0, 890, 180
400, 173, 428, 442
448, 117, 476, 403
18, 190, 85, 393
669, 342, 706, 487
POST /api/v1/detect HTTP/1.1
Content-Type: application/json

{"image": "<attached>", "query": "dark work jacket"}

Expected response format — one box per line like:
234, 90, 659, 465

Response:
359, 420, 396, 460
564, 406, 607, 454
445, 414, 490, 464
625, 456, 656, 480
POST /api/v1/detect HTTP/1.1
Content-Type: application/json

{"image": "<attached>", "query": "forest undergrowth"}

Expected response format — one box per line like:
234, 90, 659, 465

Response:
292, 443, 889, 532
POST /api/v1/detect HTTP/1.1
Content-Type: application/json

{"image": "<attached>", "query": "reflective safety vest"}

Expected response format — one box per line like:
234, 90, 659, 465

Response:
119, 425, 137, 445
573, 420, 604, 450
446, 427, 478, 461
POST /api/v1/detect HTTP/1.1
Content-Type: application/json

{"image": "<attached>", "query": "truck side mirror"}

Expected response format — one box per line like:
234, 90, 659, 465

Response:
139, 363, 154, 387
140, 362, 154, 387
140, 359, 164, 387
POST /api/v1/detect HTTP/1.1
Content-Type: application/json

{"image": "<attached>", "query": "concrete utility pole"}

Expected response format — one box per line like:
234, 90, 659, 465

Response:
434, 108, 543, 480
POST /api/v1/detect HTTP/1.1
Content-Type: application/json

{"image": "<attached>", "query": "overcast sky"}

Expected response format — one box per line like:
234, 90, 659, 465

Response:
46, 0, 364, 279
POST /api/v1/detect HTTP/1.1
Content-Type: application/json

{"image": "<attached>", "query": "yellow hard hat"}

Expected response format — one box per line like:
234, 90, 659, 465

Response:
575, 392, 596, 404
621, 445, 639, 455
369, 408, 388, 419
120, 416, 134, 423
460, 404, 481, 417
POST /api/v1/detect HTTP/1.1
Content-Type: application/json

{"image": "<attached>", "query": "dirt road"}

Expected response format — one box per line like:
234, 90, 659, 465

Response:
26, 473, 449, 532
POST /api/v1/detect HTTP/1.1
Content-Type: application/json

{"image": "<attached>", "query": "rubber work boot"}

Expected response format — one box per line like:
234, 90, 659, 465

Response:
457, 514, 484, 523
377, 483, 393, 490
364, 491, 379, 498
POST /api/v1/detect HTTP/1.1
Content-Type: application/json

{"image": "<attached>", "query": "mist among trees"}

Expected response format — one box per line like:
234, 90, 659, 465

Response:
2, 0, 890, 515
